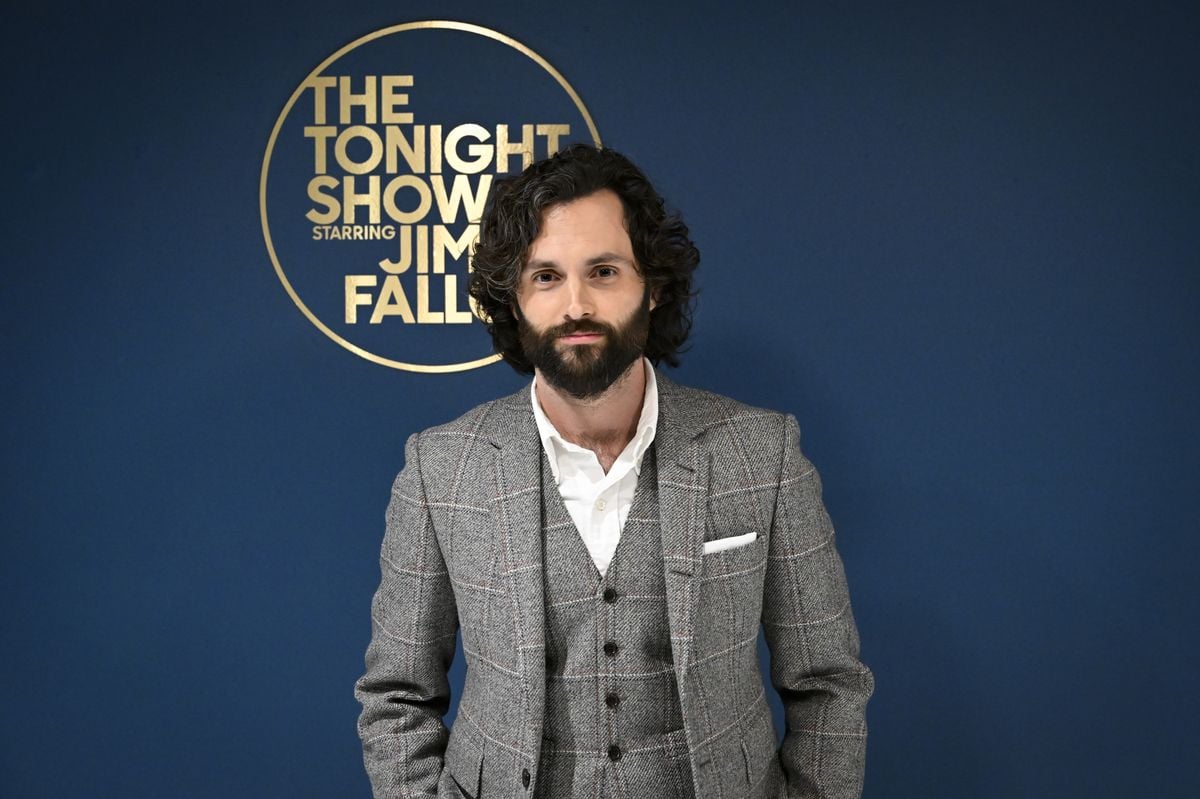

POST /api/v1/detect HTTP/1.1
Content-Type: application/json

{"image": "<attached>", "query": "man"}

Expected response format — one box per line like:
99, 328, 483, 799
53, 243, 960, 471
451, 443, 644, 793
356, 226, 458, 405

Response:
356, 145, 873, 798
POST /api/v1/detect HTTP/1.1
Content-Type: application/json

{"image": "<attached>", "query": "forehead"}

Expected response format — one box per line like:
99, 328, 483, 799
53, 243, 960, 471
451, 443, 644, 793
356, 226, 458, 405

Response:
526, 190, 633, 263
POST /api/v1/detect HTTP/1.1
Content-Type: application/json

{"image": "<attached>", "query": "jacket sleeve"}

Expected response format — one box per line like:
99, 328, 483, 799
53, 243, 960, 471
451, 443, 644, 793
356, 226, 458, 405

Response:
355, 432, 460, 798
762, 415, 874, 799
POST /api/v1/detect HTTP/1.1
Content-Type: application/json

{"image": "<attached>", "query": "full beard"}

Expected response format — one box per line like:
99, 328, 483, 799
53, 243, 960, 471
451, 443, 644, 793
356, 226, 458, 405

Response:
518, 292, 651, 400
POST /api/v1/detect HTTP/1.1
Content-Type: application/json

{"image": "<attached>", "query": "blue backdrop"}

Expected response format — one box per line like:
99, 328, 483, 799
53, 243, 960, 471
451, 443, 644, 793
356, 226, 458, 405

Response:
3, 1, 1197, 796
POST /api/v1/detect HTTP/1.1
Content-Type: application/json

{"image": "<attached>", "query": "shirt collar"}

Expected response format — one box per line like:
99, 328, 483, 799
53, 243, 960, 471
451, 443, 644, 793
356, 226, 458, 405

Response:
531, 358, 659, 485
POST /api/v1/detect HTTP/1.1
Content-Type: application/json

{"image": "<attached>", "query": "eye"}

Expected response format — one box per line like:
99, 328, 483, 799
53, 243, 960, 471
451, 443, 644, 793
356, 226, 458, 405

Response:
531, 271, 558, 285
593, 265, 618, 278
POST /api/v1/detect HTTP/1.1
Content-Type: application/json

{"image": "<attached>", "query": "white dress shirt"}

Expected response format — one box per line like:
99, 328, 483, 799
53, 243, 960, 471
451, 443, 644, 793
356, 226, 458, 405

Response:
531, 358, 658, 578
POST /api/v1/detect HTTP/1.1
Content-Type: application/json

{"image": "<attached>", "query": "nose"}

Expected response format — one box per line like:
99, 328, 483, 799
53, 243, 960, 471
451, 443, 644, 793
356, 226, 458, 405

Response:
563, 274, 594, 320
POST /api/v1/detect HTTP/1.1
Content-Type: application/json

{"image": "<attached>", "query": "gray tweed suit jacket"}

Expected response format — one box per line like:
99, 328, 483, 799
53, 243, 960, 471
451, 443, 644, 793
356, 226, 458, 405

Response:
356, 372, 874, 798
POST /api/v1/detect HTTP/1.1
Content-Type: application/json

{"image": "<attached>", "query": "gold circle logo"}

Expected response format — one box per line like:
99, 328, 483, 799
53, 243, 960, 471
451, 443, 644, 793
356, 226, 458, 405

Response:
260, 21, 601, 373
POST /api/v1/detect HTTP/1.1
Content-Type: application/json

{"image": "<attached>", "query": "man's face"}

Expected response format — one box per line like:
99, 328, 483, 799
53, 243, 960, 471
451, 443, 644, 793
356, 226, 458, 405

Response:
515, 189, 654, 399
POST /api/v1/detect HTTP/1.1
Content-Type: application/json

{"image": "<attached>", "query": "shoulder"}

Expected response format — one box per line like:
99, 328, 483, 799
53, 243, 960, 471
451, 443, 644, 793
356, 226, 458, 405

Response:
656, 373, 803, 491
403, 384, 531, 467
657, 371, 795, 444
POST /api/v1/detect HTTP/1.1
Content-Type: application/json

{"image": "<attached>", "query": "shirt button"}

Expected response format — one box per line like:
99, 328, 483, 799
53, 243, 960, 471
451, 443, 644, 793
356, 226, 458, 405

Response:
595, 499, 606, 511
608, 744, 622, 762
603, 588, 618, 603
521, 767, 531, 787
603, 641, 619, 657
605, 692, 620, 708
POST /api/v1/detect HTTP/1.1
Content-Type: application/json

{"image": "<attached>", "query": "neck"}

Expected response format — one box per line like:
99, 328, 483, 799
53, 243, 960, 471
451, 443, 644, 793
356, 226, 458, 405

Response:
535, 359, 647, 459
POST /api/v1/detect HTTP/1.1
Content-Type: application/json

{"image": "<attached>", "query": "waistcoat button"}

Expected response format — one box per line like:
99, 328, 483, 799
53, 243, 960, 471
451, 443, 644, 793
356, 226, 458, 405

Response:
608, 744, 622, 761
603, 588, 618, 603
521, 767, 531, 787
605, 692, 620, 708
603, 641, 619, 657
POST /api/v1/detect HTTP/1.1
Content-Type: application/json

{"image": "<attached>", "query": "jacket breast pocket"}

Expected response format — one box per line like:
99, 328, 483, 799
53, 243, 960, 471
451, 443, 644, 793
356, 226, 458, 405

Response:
700, 531, 766, 577
702, 530, 759, 555
696, 532, 768, 653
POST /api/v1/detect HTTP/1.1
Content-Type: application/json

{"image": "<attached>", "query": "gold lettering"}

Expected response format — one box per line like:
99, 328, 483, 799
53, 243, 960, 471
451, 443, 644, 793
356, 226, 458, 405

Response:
382, 177, 432, 225
342, 175, 380, 224
339, 75, 377, 125
370, 275, 416, 324
430, 125, 443, 174
306, 176, 340, 224
444, 124, 492, 174
379, 225, 415, 274
381, 75, 415, 124
433, 224, 479, 274
385, 125, 426, 174
334, 126, 383, 174
537, 124, 570, 158
414, 225, 429, 274
416, 275, 444, 323
344, 274, 377, 323
307, 76, 337, 124
432, 175, 492, 224
443, 274, 473, 324
304, 126, 337, 173
495, 124, 535, 173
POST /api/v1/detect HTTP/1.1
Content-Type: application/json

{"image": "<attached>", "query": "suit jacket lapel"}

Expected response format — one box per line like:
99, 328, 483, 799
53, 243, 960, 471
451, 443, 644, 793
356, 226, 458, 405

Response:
488, 387, 548, 760
654, 372, 712, 677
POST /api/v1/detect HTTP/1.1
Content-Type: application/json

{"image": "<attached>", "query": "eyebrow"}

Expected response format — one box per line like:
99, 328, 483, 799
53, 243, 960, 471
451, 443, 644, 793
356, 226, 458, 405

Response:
523, 252, 635, 272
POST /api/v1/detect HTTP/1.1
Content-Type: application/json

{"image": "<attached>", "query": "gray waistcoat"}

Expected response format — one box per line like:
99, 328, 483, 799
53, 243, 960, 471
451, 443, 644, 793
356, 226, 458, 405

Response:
535, 446, 696, 799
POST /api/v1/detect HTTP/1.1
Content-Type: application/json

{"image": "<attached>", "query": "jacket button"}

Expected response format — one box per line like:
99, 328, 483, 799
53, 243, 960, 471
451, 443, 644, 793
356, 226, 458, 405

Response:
605, 692, 620, 708
603, 588, 618, 603
608, 744, 622, 762
521, 767, 531, 787
603, 641, 619, 657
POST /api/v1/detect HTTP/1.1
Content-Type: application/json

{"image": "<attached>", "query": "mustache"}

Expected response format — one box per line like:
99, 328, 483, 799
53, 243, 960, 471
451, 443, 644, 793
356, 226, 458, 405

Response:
550, 319, 612, 337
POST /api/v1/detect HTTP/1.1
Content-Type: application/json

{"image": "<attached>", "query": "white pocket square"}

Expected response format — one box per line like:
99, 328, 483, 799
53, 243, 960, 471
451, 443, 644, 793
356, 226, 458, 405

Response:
702, 531, 759, 554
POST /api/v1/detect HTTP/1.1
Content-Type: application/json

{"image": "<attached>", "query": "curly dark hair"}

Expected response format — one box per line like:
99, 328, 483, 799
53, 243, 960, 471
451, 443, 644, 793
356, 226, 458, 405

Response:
469, 143, 699, 374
